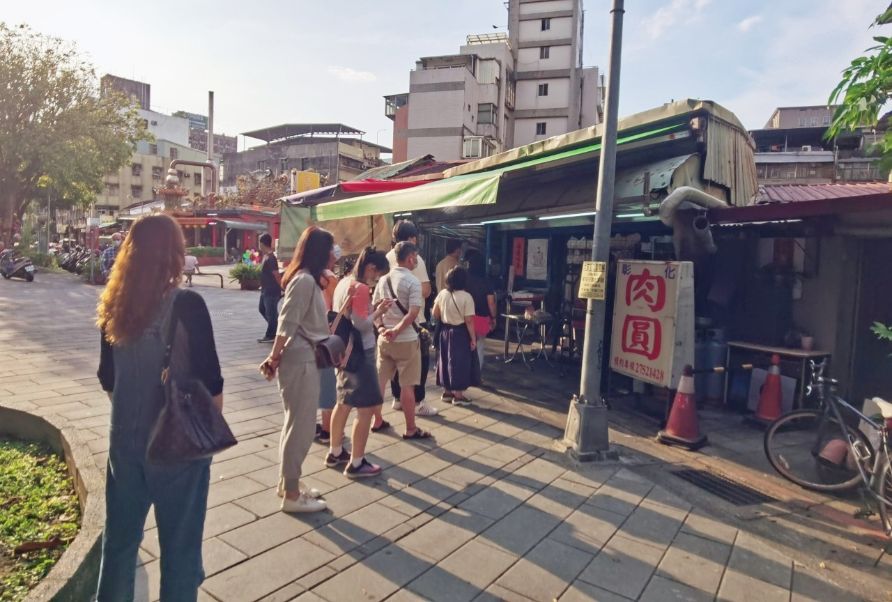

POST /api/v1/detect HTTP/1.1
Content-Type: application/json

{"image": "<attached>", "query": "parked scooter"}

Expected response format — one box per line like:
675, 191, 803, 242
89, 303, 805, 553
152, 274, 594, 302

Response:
0, 249, 35, 282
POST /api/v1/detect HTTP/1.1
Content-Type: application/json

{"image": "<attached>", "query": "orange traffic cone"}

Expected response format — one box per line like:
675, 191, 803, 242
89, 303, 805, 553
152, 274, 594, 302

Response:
754, 354, 783, 422
658, 365, 708, 450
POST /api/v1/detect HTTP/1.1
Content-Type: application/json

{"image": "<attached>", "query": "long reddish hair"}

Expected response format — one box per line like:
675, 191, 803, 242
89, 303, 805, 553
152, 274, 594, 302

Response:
96, 214, 185, 345
282, 226, 333, 289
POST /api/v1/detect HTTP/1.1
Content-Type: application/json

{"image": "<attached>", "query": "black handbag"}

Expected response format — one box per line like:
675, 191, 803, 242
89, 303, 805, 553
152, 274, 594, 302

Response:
329, 310, 365, 373
147, 292, 237, 463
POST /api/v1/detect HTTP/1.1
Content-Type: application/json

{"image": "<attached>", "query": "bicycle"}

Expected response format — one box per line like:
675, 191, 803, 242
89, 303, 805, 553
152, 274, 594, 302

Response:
763, 360, 892, 535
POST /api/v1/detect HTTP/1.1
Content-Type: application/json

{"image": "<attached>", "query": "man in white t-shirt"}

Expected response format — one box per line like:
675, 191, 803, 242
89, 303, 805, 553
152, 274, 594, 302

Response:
183, 253, 200, 287
384, 220, 437, 416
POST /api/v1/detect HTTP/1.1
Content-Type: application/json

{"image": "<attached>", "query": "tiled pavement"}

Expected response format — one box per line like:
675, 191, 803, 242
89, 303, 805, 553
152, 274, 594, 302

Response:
0, 272, 870, 601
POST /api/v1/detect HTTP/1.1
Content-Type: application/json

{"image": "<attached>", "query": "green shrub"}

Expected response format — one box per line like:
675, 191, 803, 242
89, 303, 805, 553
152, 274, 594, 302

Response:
80, 259, 106, 284
186, 246, 224, 257
229, 262, 262, 282
29, 253, 59, 270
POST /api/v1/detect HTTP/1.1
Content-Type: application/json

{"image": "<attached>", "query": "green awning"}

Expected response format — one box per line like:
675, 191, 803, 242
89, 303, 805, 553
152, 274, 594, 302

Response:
313, 171, 501, 221
491, 122, 686, 176
312, 122, 686, 222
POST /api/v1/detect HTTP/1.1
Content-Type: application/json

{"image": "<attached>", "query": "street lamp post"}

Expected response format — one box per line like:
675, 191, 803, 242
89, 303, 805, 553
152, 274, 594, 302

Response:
564, 0, 625, 461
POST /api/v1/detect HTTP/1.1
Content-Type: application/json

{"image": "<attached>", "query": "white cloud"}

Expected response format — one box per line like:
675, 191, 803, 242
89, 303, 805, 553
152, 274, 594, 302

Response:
643, 0, 712, 39
327, 66, 376, 83
737, 14, 763, 32
723, 0, 882, 128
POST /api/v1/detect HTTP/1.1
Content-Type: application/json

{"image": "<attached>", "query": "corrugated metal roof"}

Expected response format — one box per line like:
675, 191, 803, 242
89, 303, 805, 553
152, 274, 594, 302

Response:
756, 183, 890, 203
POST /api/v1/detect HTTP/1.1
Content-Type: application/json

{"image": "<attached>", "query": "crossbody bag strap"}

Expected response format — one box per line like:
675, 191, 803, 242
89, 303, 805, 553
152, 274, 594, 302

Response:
160, 289, 182, 383
386, 276, 421, 334
450, 292, 475, 339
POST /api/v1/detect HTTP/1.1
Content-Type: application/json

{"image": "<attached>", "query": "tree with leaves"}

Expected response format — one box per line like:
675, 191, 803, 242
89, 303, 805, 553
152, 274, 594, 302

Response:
827, 5, 892, 164
830, 6, 892, 350
0, 23, 148, 241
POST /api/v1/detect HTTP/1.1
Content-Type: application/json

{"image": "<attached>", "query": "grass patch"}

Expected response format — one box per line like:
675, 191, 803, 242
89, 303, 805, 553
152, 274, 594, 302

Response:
0, 439, 80, 602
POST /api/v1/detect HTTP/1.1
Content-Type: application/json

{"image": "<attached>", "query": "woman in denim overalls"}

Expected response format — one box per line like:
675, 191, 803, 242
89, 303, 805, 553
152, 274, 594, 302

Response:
96, 215, 224, 601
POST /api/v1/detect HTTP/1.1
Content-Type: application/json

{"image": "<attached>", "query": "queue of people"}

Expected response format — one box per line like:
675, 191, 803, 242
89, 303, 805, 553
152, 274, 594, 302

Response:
93, 217, 491, 601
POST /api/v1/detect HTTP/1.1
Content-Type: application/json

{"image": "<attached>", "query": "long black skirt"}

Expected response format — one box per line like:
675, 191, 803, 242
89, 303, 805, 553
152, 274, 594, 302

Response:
437, 324, 473, 392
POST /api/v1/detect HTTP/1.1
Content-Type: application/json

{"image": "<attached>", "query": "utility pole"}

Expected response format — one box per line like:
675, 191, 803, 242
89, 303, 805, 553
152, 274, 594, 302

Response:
565, 0, 625, 461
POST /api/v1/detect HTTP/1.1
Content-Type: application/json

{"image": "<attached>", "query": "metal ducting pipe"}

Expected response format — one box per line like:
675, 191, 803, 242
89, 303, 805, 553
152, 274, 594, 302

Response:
658, 186, 729, 260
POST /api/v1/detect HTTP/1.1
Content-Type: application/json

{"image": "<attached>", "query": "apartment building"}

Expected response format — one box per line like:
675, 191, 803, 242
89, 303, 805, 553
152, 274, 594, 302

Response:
386, 0, 601, 162
100, 74, 150, 110
509, 0, 600, 146
173, 110, 238, 156
751, 105, 885, 184
94, 140, 208, 215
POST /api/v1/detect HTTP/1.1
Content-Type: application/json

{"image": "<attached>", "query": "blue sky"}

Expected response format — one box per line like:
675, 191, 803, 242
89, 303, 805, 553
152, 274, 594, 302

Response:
3, 0, 886, 150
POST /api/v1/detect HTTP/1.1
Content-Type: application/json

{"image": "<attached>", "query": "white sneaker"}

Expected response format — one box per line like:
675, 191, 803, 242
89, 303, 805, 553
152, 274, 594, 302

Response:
391, 399, 402, 411
415, 402, 439, 417
277, 481, 322, 499
281, 494, 327, 513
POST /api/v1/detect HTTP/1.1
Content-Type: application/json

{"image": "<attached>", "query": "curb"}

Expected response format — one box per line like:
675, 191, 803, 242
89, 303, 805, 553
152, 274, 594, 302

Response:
0, 405, 105, 602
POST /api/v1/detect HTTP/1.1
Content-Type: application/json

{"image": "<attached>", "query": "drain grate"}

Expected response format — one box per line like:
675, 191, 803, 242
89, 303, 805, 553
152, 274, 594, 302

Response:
672, 469, 777, 506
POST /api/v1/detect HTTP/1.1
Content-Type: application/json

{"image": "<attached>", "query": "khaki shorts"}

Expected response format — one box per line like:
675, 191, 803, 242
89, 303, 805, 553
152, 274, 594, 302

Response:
377, 339, 421, 387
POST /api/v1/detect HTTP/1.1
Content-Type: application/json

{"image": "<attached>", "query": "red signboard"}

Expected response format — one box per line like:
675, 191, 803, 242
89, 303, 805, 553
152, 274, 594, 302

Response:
512, 237, 526, 277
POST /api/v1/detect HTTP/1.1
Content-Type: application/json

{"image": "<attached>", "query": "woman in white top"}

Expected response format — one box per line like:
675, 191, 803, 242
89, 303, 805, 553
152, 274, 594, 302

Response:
260, 226, 334, 514
327, 248, 394, 478
432, 266, 477, 405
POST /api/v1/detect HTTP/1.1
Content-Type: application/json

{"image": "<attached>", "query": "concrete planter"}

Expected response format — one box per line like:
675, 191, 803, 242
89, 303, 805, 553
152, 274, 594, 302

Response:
0, 406, 105, 601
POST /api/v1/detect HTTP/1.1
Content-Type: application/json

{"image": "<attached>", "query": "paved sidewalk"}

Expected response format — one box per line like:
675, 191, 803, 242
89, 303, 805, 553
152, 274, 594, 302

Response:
0, 273, 875, 601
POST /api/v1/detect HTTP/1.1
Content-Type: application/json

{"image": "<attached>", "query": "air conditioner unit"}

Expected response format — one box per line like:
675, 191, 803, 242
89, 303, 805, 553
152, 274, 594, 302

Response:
801, 145, 813, 152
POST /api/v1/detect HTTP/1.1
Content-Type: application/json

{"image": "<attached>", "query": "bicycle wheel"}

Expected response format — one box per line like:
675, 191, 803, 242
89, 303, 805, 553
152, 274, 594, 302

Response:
876, 456, 892, 536
764, 409, 873, 493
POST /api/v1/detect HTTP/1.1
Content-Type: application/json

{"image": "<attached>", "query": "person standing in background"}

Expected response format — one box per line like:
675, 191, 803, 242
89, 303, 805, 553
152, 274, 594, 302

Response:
260, 226, 334, 513
432, 266, 476, 406
257, 233, 282, 343
385, 221, 438, 417
183, 251, 200, 288
464, 248, 497, 373
100, 232, 123, 279
435, 239, 462, 293
327, 247, 392, 476
375, 242, 431, 439
95, 215, 224, 599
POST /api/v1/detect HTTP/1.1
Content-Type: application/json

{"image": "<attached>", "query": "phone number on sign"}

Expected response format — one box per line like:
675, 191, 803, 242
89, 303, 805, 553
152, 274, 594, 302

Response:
612, 356, 665, 383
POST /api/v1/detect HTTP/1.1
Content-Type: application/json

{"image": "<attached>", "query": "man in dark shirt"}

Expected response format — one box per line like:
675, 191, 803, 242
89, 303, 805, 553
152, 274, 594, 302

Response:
257, 233, 282, 343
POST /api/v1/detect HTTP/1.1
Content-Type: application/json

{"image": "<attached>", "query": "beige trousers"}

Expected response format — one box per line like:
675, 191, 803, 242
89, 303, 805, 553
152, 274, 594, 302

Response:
277, 357, 320, 493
